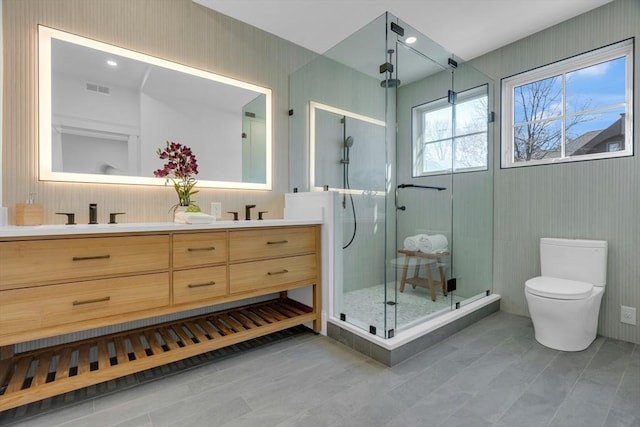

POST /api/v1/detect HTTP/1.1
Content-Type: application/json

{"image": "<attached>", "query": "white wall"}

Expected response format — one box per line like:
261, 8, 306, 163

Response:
140, 92, 242, 182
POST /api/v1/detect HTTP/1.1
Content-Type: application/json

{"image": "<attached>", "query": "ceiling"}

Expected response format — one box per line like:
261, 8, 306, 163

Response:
194, 0, 613, 61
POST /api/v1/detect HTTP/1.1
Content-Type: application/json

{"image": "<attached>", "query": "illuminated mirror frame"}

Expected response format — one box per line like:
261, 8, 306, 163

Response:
309, 101, 385, 192
38, 25, 272, 190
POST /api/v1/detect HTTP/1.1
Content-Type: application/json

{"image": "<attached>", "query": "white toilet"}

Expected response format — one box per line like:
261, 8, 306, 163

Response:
525, 237, 608, 352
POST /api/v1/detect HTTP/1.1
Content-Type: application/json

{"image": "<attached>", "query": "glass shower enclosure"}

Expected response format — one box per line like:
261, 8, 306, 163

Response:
290, 12, 494, 339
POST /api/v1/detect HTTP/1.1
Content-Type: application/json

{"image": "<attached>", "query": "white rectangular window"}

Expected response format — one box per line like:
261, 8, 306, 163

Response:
412, 85, 488, 176
501, 39, 633, 168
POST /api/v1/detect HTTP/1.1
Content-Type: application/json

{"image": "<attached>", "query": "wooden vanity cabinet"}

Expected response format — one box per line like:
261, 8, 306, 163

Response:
0, 224, 321, 411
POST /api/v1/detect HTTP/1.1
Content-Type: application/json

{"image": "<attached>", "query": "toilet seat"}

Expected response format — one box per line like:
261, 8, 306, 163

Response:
525, 276, 593, 300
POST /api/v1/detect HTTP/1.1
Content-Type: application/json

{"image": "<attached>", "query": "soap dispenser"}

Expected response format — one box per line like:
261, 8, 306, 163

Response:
15, 193, 44, 226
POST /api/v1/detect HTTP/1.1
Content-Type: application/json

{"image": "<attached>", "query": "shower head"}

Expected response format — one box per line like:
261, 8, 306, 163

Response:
344, 136, 354, 148
380, 48, 401, 88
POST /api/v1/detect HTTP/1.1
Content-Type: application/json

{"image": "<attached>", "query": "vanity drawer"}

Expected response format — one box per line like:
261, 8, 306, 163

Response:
173, 266, 228, 304
173, 232, 227, 268
229, 227, 316, 262
0, 235, 169, 290
0, 273, 169, 336
229, 254, 317, 294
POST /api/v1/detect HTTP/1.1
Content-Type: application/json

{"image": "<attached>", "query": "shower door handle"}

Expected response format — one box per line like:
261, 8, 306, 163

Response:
395, 187, 406, 211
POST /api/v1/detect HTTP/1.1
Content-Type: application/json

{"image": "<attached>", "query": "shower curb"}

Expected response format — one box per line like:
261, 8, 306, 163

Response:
327, 299, 500, 366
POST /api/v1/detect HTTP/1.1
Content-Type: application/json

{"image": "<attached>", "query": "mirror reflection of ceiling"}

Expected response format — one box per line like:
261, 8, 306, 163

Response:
194, 0, 613, 59
52, 39, 258, 116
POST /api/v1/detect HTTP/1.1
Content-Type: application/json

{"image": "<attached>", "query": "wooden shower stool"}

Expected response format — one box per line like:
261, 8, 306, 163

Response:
397, 249, 449, 301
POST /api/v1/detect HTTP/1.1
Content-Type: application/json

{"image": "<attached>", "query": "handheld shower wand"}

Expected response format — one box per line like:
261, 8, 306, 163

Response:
341, 117, 357, 249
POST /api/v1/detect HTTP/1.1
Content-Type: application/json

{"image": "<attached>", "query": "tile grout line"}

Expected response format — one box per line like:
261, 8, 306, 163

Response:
545, 337, 607, 427
598, 342, 638, 427
492, 342, 561, 426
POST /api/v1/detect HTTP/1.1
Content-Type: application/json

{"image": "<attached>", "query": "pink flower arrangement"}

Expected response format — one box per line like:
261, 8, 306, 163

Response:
154, 141, 199, 208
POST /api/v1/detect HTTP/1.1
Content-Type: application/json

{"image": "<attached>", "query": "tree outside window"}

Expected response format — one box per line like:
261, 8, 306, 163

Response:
502, 39, 633, 168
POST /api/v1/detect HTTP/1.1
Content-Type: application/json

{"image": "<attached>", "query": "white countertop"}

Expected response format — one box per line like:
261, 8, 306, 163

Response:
0, 219, 322, 238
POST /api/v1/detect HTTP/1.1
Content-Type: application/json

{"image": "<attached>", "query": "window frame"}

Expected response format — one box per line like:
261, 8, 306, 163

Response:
412, 84, 489, 177
501, 38, 634, 168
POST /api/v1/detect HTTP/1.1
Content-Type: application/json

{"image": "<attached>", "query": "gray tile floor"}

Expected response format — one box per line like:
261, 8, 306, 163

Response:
2, 311, 638, 427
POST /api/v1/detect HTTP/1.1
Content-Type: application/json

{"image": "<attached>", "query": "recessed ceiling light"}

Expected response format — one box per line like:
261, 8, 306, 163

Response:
405, 36, 417, 45
107, 60, 118, 67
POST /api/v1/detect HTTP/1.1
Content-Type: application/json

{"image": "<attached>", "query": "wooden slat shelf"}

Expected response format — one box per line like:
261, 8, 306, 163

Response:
0, 298, 314, 411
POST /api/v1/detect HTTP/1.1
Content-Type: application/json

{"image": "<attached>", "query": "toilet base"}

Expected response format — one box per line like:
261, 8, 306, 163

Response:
525, 286, 604, 352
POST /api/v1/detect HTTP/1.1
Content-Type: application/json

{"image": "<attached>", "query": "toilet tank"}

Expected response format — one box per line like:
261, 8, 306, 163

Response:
540, 238, 608, 286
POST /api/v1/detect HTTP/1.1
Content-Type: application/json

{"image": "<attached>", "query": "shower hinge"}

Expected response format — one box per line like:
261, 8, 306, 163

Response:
447, 278, 457, 292
486, 290, 491, 296
488, 111, 495, 123
387, 329, 395, 339
288, 109, 294, 116
379, 62, 394, 74
369, 325, 377, 335
455, 302, 461, 309
390, 22, 404, 36
340, 313, 346, 321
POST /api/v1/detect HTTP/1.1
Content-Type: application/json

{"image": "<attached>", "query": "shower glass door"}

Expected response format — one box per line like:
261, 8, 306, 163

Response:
388, 15, 456, 332
288, 11, 494, 339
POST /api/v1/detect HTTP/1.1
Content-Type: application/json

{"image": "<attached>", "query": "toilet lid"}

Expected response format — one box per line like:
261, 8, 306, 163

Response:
525, 276, 593, 300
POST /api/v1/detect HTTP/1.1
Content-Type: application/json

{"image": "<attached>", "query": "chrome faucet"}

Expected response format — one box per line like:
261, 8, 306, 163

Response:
245, 204, 256, 220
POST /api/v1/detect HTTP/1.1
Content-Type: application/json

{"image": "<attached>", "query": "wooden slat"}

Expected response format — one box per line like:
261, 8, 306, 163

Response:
55, 348, 72, 380
31, 352, 53, 387
260, 306, 288, 321
196, 319, 222, 339
280, 299, 310, 314
171, 325, 194, 346
229, 313, 256, 330
6, 357, 31, 393
250, 307, 278, 323
157, 327, 179, 351
209, 316, 234, 336
220, 314, 246, 332
183, 322, 208, 343
114, 337, 129, 364
271, 303, 300, 318
143, 331, 165, 356
240, 309, 268, 326
77, 344, 91, 376
127, 335, 147, 360
97, 340, 111, 370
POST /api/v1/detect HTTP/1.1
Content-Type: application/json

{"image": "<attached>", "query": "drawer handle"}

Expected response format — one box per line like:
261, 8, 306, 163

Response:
267, 240, 288, 245
187, 246, 216, 252
188, 281, 216, 288
72, 296, 111, 306
72, 255, 111, 261
267, 269, 289, 276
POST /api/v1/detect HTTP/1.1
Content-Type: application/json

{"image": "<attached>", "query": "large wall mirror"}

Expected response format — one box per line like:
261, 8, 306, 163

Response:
38, 26, 272, 190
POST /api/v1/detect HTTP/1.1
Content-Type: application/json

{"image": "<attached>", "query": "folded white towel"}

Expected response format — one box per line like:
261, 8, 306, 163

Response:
417, 234, 448, 253
403, 235, 420, 251
174, 211, 215, 224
